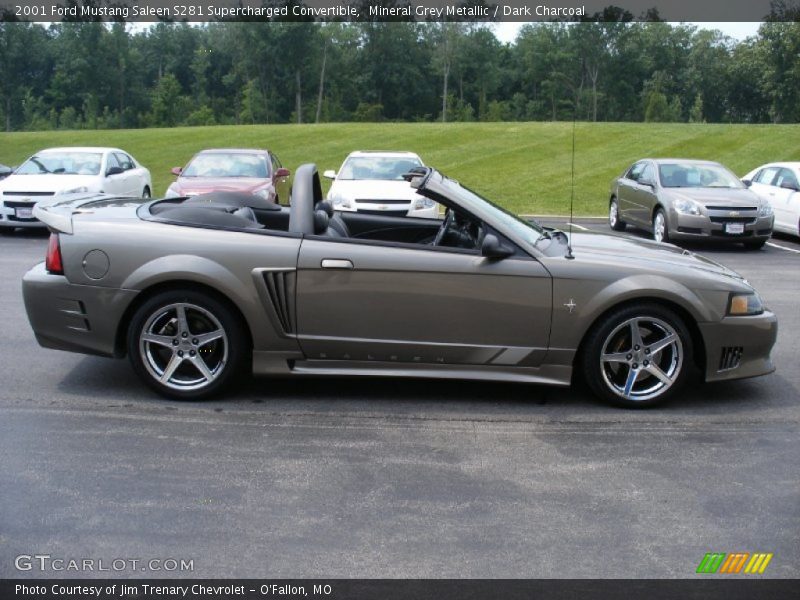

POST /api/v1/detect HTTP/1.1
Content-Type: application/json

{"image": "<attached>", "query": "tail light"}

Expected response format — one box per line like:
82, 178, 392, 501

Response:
45, 233, 63, 274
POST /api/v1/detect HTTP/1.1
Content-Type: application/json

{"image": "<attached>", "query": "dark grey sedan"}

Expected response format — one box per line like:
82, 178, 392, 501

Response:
609, 159, 774, 249
22, 165, 777, 408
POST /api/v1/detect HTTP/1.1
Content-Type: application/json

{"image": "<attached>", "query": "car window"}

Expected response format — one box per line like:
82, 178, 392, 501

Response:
16, 151, 103, 176
338, 156, 423, 180
658, 163, 744, 189
640, 163, 656, 184
625, 162, 646, 182
271, 154, 281, 173
775, 168, 799, 189
755, 167, 779, 185
114, 152, 134, 171
183, 153, 269, 178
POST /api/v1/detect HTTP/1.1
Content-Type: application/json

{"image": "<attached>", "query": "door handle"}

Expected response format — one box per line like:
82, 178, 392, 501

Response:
321, 259, 354, 270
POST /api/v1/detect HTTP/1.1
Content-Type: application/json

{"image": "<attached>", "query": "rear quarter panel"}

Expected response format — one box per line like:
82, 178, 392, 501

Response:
61, 215, 302, 353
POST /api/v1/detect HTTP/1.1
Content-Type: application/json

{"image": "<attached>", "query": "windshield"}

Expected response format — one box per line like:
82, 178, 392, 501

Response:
339, 156, 422, 181
17, 152, 103, 176
182, 153, 269, 178
438, 176, 545, 246
658, 163, 744, 189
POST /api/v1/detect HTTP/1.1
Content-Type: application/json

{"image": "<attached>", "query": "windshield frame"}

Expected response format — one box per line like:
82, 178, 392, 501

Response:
419, 170, 546, 251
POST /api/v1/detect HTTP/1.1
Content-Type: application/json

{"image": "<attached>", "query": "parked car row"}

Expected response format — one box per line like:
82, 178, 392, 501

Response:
0, 146, 436, 231
609, 158, 800, 246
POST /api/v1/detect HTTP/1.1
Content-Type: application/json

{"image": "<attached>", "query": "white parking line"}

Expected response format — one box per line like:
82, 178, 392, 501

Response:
566, 222, 590, 231
766, 242, 800, 254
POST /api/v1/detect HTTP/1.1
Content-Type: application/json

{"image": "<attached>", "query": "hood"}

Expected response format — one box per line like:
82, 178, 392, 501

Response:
568, 231, 743, 279
662, 187, 762, 207
0, 173, 100, 194
330, 179, 420, 201
172, 177, 269, 195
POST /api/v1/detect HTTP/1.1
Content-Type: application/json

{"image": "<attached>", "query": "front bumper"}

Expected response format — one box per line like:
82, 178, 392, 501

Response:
669, 209, 773, 242
22, 262, 139, 357
699, 310, 778, 383
0, 200, 46, 228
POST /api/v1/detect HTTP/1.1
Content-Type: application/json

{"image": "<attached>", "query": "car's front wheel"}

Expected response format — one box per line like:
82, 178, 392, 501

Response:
653, 208, 669, 243
609, 197, 626, 231
142, 186, 151, 199
127, 290, 248, 400
581, 304, 693, 408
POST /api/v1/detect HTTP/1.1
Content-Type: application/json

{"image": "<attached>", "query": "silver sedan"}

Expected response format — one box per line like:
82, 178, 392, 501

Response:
609, 159, 774, 249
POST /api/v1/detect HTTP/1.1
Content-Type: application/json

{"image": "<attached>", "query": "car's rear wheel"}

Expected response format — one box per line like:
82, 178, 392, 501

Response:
609, 197, 626, 231
653, 208, 669, 243
581, 304, 693, 408
127, 290, 247, 400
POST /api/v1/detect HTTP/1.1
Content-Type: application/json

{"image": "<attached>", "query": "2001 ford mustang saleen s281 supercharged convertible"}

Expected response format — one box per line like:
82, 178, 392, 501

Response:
22, 165, 777, 407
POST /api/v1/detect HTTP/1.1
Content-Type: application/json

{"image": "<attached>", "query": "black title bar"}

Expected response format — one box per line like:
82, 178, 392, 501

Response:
0, 0, 790, 23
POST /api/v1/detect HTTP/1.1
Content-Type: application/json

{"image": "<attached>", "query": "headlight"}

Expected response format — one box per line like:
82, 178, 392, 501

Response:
64, 186, 88, 194
413, 198, 435, 210
253, 189, 271, 199
673, 198, 702, 215
728, 292, 764, 316
759, 203, 774, 217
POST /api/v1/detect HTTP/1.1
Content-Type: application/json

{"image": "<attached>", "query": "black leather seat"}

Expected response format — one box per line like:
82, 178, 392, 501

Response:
317, 201, 350, 237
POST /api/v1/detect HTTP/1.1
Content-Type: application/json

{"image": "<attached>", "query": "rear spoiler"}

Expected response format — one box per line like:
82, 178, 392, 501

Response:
32, 193, 110, 234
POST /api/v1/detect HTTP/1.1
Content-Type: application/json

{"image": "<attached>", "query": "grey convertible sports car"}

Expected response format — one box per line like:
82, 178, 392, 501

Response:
23, 165, 777, 407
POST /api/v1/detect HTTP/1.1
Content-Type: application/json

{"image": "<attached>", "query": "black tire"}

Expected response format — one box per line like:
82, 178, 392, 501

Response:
142, 186, 151, 199
609, 197, 626, 231
127, 289, 248, 400
581, 303, 693, 408
653, 208, 669, 243
744, 239, 767, 250
0, 227, 14, 235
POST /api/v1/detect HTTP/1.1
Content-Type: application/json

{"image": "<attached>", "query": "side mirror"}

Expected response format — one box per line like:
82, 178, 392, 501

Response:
323, 170, 337, 180
742, 179, 752, 187
779, 180, 799, 191
275, 167, 291, 179
481, 234, 513, 259
170, 167, 183, 176
106, 166, 124, 177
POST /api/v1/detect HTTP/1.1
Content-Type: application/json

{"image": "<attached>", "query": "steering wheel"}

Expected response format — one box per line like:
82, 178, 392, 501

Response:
433, 208, 456, 246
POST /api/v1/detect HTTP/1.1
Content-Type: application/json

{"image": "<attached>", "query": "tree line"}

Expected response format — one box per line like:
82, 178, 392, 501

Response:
1, 17, 800, 132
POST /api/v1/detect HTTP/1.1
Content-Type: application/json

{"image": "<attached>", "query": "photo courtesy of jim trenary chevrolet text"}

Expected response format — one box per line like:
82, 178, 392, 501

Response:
0, 0, 798, 599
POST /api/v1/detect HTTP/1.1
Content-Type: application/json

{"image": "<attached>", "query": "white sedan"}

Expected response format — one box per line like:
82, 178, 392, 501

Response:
0, 147, 152, 231
323, 151, 438, 218
743, 162, 800, 237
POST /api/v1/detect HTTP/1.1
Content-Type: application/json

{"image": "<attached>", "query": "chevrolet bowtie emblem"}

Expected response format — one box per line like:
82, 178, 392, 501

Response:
564, 299, 577, 313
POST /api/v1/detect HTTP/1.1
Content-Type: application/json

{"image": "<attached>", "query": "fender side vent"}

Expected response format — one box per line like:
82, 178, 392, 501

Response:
262, 270, 296, 334
719, 346, 743, 371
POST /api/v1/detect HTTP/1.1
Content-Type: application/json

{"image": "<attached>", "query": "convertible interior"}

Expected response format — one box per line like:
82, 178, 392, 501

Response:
145, 164, 485, 251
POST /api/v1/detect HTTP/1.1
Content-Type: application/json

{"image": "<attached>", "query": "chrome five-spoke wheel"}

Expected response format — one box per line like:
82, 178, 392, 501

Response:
600, 316, 682, 402
128, 290, 247, 399
140, 302, 228, 391
582, 304, 692, 407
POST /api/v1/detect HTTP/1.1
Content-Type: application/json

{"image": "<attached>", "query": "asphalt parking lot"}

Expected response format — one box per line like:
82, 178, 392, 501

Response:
0, 221, 798, 579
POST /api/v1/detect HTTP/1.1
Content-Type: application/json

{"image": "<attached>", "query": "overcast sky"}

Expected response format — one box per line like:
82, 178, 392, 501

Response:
490, 21, 762, 43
